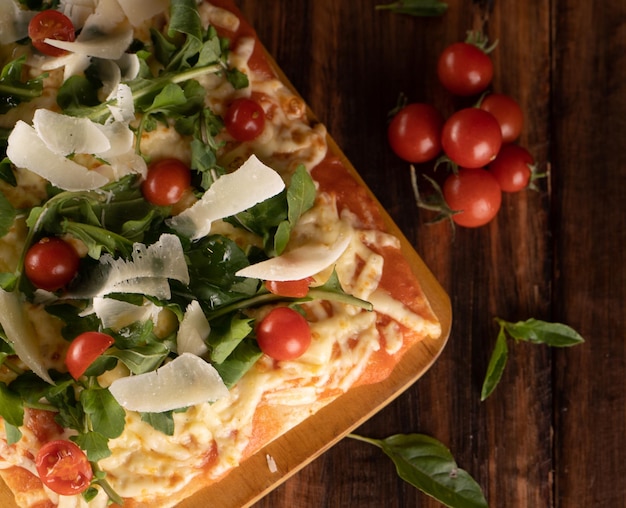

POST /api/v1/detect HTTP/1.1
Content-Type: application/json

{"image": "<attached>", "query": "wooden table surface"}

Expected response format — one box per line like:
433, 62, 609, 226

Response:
236, 1, 626, 507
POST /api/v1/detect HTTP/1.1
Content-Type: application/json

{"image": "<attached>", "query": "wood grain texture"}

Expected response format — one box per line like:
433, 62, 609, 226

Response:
237, 0, 626, 507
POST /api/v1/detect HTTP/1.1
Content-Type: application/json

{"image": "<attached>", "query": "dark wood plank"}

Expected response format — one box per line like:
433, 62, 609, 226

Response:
552, 0, 626, 506
235, 0, 626, 507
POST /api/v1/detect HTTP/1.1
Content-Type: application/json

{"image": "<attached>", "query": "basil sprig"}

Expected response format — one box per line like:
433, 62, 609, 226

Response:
349, 433, 488, 508
481, 318, 585, 401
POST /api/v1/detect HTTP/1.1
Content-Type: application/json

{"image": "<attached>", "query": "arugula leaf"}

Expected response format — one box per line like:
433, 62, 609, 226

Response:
80, 387, 125, 439
0, 56, 44, 115
141, 411, 176, 436
226, 165, 316, 256
481, 317, 585, 400
185, 235, 259, 310
0, 190, 17, 239
0, 382, 25, 427
349, 433, 488, 508
73, 431, 112, 462
4, 422, 22, 445
208, 314, 253, 364
212, 339, 263, 388
375, 0, 448, 17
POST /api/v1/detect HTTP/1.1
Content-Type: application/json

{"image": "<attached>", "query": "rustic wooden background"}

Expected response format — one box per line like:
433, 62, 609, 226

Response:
237, 0, 626, 507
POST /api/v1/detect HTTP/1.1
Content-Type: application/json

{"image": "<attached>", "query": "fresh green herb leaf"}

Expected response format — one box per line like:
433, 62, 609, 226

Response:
141, 411, 176, 436
106, 343, 169, 375
4, 422, 22, 445
0, 191, 16, 239
480, 327, 509, 401
0, 56, 45, 115
72, 431, 112, 462
375, 0, 448, 17
212, 339, 263, 388
349, 433, 488, 508
497, 317, 585, 347
80, 387, 126, 439
208, 315, 253, 364
308, 270, 374, 310
481, 317, 585, 400
0, 382, 25, 427
185, 235, 259, 310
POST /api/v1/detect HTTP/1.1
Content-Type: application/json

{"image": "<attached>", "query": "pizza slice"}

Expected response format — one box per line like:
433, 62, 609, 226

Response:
0, 1, 449, 507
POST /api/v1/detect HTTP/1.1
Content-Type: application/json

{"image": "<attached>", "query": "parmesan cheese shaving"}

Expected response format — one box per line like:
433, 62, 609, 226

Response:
177, 301, 210, 356
167, 155, 285, 240
73, 233, 190, 299
235, 229, 351, 281
45, 25, 133, 60
6, 121, 109, 191
33, 109, 111, 156
108, 353, 229, 412
116, 0, 169, 27
0, 289, 54, 384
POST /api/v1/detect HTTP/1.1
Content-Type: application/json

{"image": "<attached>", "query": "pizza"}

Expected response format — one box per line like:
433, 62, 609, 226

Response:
0, 1, 444, 507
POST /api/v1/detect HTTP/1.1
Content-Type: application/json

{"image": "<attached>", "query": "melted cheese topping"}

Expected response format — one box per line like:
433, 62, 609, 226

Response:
0, 2, 441, 507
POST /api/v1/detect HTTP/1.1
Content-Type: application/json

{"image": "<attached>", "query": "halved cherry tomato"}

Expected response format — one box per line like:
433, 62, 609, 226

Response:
387, 103, 444, 163
65, 331, 115, 380
488, 144, 535, 192
479, 93, 524, 143
437, 41, 493, 96
142, 158, 192, 206
265, 278, 313, 298
24, 237, 80, 292
441, 108, 502, 168
28, 10, 76, 57
224, 98, 266, 141
256, 307, 312, 361
443, 168, 502, 227
35, 440, 93, 496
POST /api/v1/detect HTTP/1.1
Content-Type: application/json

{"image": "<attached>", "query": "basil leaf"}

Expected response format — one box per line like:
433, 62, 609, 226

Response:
480, 327, 509, 401
499, 318, 585, 347
350, 433, 488, 508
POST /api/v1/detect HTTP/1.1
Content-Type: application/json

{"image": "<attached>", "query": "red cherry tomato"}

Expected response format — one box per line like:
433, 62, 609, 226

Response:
224, 98, 266, 141
35, 440, 93, 496
65, 331, 115, 380
265, 278, 312, 298
24, 237, 80, 291
488, 144, 535, 193
28, 10, 76, 57
142, 158, 191, 206
441, 108, 503, 168
443, 168, 502, 227
479, 93, 524, 143
256, 307, 312, 361
437, 42, 493, 96
387, 103, 444, 163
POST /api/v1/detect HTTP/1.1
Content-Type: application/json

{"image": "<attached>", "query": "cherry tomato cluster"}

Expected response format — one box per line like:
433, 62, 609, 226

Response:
387, 32, 541, 228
